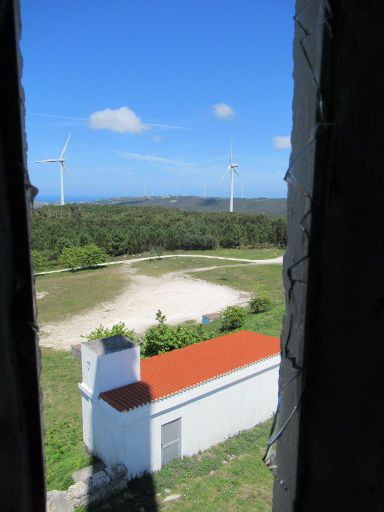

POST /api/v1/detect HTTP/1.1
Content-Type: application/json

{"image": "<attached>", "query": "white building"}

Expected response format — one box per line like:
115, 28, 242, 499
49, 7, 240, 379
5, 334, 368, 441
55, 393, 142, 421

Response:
79, 330, 280, 479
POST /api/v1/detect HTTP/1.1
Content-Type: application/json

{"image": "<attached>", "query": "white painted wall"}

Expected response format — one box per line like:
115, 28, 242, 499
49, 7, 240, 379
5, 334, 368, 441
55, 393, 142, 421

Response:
80, 355, 280, 479
81, 342, 140, 397
80, 340, 140, 455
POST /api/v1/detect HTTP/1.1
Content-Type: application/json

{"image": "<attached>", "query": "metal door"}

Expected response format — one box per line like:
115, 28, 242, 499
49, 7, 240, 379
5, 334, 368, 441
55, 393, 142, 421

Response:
161, 418, 181, 466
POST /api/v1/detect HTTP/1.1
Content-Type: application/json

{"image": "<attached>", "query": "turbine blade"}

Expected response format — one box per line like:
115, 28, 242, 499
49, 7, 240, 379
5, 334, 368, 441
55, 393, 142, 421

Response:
234, 168, 240, 177
60, 133, 71, 160
62, 162, 76, 183
230, 139, 233, 164
220, 168, 231, 182
33, 159, 59, 163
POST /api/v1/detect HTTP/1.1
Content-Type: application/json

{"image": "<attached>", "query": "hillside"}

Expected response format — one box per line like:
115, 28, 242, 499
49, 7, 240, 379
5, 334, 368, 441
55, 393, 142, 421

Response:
31, 205, 287, 268
94, 195, 287, 216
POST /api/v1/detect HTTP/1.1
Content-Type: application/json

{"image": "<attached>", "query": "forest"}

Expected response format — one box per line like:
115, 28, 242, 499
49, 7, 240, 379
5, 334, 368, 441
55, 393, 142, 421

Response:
31, 204, 287, 263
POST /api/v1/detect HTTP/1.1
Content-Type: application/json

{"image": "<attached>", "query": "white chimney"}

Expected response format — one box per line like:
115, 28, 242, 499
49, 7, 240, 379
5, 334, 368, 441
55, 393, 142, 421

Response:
80, 335, 140, 397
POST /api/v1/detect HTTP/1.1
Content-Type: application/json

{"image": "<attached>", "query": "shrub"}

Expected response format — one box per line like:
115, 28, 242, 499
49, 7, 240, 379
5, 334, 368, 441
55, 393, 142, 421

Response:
142, 310, 212, 357
155, 246, 165, 259
31, 250, 49, 272
82, 322, 135, 341
80, 244, 107, 267
59, 246, 83, 270
59, 244, 106, 270
221, 306, 246, 332
250, 296, 273, 314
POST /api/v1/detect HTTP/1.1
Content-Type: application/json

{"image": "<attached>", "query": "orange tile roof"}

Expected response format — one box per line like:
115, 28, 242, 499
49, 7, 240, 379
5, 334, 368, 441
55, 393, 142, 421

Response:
100, 330, 280, 412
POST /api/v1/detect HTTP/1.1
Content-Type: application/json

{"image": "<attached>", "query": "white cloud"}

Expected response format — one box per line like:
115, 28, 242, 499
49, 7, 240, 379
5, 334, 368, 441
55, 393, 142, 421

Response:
152, 135, 163, 143
89, 106, 150, 133
273, 136, 291, 150
212, 103, 235, 120
116, 151, 190, 166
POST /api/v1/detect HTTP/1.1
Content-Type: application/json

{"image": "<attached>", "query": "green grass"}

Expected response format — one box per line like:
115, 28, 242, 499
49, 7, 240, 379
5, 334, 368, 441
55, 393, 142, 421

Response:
78, 420, 273, 512
41, 348, 94, 491
35, 253, 282, 325
190, 263, 283, 297
132, 256, 248, 277
192, 264, 284, 338
201, 303, 284, 339
186, 247, 283, 260
35, 247, 283, 273
35, 266, 128, 324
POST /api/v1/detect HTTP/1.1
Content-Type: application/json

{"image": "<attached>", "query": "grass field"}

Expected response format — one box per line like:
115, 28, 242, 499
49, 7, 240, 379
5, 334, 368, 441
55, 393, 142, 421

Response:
189, 263, 283, 297
187, 247, 283, 260
111, 247, 283, 262
132, 256, 248, 277
191, 264, 284, 338
35, 266, 128, 324
41, 349, 93, 491
36, 250, 283, 324
35, 247, 283, 273
79, 420, 273, 512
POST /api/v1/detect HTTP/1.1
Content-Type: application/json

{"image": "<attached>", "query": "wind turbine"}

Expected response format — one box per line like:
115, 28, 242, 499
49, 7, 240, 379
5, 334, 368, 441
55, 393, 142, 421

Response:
222, 141, 239, 212
34, 134, 73, 206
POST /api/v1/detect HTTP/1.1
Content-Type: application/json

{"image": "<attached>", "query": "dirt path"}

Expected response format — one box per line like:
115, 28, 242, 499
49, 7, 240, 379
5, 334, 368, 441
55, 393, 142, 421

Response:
39, 264, 252, 350
35, 254, 283, 276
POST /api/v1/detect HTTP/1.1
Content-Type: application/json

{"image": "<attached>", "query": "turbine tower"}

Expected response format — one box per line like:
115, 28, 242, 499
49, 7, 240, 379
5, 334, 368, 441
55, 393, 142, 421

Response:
222, 141, 239, 212
34, 134, 73, 206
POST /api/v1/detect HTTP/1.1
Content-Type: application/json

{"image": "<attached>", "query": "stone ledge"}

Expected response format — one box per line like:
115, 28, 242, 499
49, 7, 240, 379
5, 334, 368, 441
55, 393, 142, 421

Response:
47, 490, 74, 512
48, 463, 128, 510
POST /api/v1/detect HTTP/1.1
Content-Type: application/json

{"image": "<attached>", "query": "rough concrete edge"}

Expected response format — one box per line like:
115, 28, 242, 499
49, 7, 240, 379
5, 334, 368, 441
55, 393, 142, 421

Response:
48, 464, 128, 510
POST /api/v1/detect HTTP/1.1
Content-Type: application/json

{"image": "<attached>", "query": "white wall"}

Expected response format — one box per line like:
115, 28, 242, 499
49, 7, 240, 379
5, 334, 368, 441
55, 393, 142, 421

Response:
81, 343, 140, 397
80, 355, 280, 479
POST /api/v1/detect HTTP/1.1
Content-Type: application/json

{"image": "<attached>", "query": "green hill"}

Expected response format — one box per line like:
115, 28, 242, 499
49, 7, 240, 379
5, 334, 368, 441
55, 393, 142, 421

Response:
95, 195, 286, 216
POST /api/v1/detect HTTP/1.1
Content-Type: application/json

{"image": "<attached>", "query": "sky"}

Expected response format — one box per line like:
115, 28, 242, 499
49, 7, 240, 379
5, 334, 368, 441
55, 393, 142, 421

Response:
20, 0, 295, 201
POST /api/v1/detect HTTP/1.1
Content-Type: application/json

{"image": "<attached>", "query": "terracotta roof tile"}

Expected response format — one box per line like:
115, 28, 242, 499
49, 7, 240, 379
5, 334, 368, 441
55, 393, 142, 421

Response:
100, 330, 280, 412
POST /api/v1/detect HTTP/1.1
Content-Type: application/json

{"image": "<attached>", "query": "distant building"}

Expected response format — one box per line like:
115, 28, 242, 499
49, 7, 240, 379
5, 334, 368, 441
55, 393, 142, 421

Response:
79, 331, 280, 479
201, 312, 221, 324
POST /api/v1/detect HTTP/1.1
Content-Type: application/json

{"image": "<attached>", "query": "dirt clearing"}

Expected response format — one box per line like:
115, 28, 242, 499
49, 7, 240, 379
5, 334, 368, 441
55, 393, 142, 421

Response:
39, 268, 250, 350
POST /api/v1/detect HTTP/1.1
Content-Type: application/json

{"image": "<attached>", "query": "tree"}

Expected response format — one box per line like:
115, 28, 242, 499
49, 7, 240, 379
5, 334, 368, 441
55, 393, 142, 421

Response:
155, 246, 165, 259
107, 230, 128, 256
221, 306, 246, 331
271, 217, 287, 247
80, 244, 106, 267
31, 250, 48, 272
220, 224, 244, 248
250, 296, 273, 314
59, 246, 83, 270
58, 244, 106, 270
82, 322, 135, 341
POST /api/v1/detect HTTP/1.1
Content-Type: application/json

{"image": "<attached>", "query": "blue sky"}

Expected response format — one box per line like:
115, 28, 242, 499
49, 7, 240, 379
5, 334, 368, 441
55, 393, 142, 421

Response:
20, 0, 295, 200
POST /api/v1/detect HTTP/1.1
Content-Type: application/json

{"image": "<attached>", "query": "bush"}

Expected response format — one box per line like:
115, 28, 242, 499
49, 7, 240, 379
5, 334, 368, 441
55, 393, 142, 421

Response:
221, 306, 246, 332
80, 244, 107, 267
142, 310, 212, 357
82, 322, 135, 341
31, 250, 49, 272
250, 296, 273, 314
59, 246, 83, 270
59, 244, 106, 270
